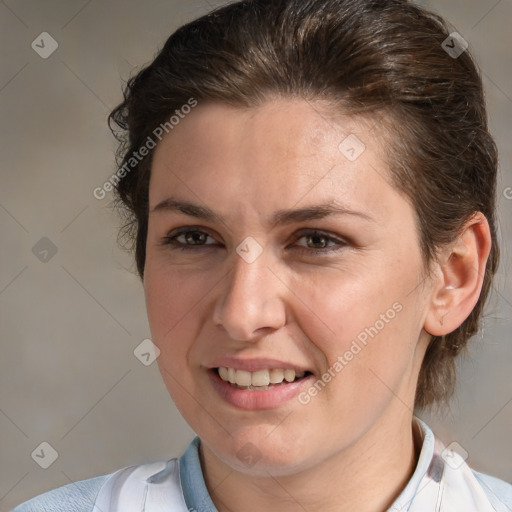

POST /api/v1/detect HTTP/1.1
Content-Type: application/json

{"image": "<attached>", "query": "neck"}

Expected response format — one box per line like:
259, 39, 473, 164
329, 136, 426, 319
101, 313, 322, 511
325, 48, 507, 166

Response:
200, 413, 422, 512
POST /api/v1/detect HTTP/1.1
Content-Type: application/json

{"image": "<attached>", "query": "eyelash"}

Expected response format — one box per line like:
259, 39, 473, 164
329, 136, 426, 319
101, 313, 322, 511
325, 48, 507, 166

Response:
160, 227, 347, 255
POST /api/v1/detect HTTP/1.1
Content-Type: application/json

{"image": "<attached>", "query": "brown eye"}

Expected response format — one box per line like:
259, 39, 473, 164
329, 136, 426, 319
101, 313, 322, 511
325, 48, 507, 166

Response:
293, 229, 347, 254
302, 233, 331, 249
161, 227, 218, 249
180, 231, 209, 245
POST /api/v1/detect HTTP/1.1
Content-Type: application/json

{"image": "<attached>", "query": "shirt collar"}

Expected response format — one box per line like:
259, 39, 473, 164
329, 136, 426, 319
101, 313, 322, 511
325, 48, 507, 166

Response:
179, 437, 218, 512
388, 417, 437, 511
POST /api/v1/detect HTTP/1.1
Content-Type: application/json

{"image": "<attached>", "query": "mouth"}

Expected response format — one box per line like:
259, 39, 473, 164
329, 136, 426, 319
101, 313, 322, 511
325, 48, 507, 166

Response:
207, 366, 314, 410
215, 367, 312, 390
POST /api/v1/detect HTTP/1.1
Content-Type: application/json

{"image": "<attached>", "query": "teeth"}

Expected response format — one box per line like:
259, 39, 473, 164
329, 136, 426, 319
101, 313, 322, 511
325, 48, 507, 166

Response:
251, 370, 270, 387
235, 370, 252, 387
269, 369, 284, 384
284, 369, 295, 382
218, 367, 229, 381
217, 367, 307, 387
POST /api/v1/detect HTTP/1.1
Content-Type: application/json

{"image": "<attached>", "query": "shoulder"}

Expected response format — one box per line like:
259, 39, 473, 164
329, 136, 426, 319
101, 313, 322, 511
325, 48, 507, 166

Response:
10, 474, 110, 512
11, 458, 185, 512
472, 469, 512, 511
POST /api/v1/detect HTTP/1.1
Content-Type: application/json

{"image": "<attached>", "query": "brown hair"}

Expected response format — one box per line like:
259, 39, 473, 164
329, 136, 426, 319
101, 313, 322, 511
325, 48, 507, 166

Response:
108, 0, 499, 409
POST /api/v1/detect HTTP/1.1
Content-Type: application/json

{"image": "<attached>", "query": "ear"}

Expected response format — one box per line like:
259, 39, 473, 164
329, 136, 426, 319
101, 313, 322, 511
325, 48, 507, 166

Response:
423, 212, 492, 336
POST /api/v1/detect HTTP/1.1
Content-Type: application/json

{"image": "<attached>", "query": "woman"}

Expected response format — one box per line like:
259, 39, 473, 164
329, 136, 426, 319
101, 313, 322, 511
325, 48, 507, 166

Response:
13, 0, 511, 510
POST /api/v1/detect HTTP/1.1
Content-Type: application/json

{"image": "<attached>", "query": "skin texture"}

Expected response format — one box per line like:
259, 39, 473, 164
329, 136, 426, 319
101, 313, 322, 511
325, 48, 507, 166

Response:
144, 99, 491, 512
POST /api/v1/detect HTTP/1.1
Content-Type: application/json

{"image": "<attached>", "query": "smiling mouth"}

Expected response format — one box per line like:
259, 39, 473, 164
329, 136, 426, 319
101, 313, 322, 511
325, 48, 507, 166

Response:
215, 367, 312, 390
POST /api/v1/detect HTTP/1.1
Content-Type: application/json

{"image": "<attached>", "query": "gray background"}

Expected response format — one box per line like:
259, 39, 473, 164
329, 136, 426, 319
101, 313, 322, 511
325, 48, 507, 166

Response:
0, 0, 510, 510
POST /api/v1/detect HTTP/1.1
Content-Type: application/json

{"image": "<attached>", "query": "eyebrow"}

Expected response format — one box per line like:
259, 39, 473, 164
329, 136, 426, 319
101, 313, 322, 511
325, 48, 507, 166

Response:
151, 197, 375, 227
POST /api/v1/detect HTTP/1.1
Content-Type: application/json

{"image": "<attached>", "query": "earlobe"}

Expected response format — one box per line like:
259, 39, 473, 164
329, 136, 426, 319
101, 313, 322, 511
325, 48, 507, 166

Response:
423, 212, 492, 337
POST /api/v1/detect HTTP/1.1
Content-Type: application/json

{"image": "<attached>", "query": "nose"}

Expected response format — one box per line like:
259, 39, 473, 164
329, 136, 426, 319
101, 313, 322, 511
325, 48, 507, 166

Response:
212, 250, 287, 342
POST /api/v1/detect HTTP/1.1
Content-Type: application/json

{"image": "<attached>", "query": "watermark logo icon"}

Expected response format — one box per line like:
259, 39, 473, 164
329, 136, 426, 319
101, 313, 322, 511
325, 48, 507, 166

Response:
236, 236, 263, 264
134, 338, 160, 366
503, 187, 512, 200
31, 32, 58, 59
236, 442, 262, 468
441, 441, 468, 470
339, 134, 366, 161
32, 237, 58, 263
31, 442, 58, 469
441, 32, 468, 59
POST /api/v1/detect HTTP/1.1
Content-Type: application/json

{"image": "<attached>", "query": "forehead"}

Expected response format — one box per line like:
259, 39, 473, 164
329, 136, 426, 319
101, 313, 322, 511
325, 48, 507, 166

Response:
149, 99, 399, 223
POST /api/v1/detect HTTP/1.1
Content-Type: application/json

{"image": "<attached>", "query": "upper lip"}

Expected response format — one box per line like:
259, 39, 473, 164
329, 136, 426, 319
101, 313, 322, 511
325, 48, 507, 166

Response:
206, 357, 311, 373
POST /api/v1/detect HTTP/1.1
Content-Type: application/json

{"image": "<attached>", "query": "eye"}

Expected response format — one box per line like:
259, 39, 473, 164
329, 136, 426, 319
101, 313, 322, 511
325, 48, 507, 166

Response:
161, 227, 218, 250
161, 227, 347, 254
292, 229, 347, 253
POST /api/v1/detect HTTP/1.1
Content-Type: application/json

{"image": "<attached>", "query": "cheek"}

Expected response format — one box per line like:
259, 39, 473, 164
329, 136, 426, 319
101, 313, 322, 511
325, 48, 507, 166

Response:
144, 266, 207, 419
144, 264, 205, 371
295, 264, 398, 346
145, 258, 207, 329
298, 261, 422, 390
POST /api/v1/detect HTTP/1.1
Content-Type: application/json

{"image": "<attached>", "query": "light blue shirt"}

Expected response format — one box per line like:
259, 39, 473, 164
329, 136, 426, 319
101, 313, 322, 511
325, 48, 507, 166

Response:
11, 421, 512, 511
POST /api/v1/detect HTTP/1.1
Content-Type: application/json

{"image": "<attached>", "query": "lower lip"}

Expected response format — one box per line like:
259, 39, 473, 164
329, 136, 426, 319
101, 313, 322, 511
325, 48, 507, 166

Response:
207, 369, 313, 410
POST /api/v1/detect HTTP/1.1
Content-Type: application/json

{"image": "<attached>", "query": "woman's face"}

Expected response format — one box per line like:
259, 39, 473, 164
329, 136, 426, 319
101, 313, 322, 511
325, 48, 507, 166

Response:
144, 99, 432, 475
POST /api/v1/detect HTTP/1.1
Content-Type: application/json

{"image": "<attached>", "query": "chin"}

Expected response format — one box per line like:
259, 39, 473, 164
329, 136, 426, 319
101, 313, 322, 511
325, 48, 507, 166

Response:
205, 428, 317, 476
227, 449, 313, 477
